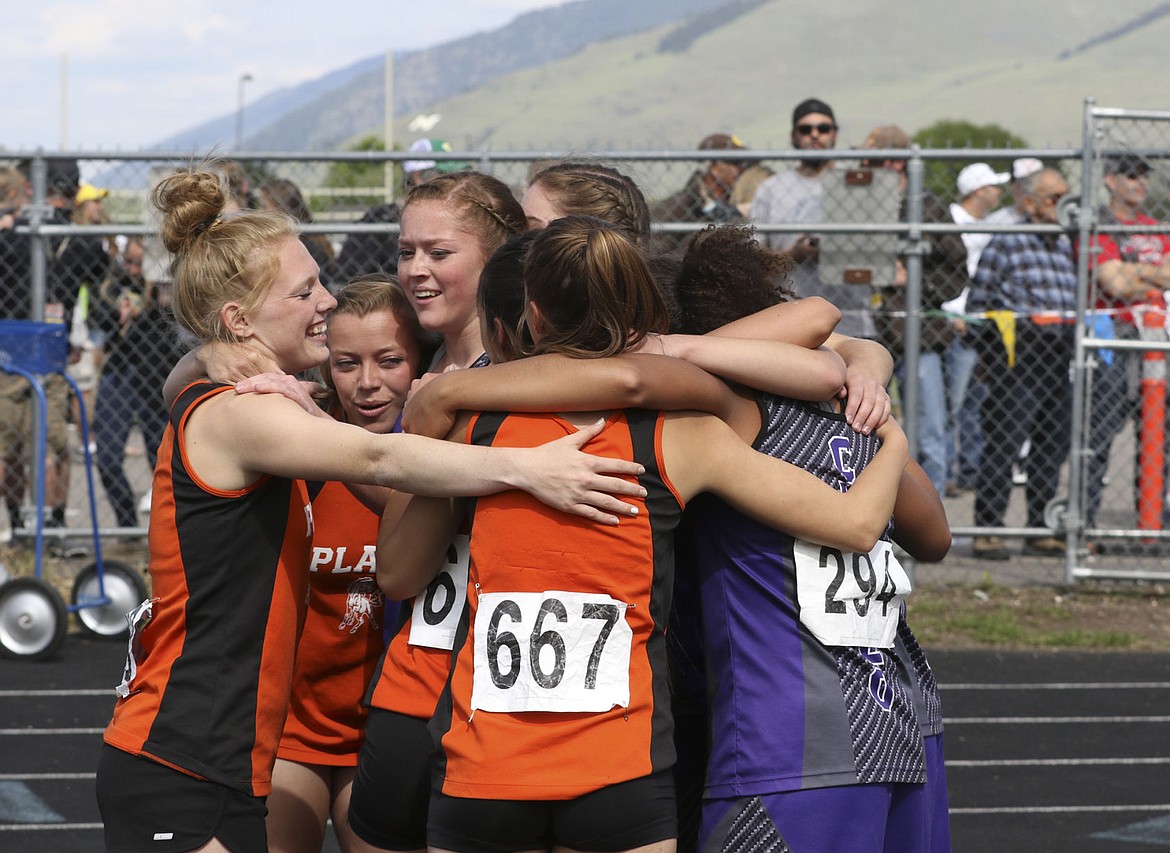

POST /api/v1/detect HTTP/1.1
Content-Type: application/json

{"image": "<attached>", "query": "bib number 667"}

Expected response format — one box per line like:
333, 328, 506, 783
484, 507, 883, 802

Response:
471, 591, 633, 714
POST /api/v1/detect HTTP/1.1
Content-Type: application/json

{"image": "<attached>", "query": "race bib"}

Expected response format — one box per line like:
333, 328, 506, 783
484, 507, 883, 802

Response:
471, 590, 632, 714
794, 539, 911, 648
115, 598, 154, 699
409, 535, 470, 650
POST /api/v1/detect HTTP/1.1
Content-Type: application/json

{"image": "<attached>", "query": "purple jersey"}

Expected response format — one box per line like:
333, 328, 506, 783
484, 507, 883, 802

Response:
675, 395, 943, 799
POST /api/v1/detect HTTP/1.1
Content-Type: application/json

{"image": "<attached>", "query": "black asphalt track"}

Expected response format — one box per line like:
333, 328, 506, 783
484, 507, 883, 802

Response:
2, 635, 1168, 852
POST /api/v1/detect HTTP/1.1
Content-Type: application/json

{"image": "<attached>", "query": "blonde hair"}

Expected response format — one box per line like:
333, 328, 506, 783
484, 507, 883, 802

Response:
0, 168, 28, 209
153, 166, 297, 342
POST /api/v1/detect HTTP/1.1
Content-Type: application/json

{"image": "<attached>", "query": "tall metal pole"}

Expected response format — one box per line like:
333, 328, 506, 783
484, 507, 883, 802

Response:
59, 54, 69, 149
1065, 96, 1097, 582
235, 73, 253, 150
903, 147, 925, 463
385, 50, 394, 203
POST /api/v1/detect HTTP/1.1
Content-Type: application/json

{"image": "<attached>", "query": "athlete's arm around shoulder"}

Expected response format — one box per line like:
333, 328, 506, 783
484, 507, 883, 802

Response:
658, 333, 846, 403
403, 352, 739, 439
180, 390, 646, 523
709, 297, 840, 350
661, 411, 908, 553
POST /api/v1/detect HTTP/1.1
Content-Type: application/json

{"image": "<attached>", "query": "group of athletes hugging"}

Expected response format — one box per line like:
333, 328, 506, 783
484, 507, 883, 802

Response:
93, 159, 952, 853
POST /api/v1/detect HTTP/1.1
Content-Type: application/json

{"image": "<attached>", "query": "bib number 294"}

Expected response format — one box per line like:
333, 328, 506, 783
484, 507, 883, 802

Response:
794, 539, 911, 648
472, 591, 632, 714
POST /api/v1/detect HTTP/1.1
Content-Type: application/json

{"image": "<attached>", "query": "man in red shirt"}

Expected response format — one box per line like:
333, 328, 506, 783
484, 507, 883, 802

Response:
1084, 154, 1170, 528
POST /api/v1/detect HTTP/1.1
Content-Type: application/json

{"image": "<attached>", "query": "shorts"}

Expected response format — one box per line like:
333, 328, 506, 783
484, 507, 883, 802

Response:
700, 734, 951, 853
348, 708, 433, 850
428, 769, 677, 853
0, 371, 69, 459
96, 744, 268, 853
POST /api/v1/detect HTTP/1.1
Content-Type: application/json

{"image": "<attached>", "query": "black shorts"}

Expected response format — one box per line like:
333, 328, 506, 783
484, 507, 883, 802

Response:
347, 708, 434, 850
96, 744, 267, 853
428, 769, 677, 853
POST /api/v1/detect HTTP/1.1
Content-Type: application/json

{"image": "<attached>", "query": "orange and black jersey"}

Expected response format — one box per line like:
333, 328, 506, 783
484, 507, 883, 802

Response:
103, 382, 313, 797
431, 409, 684, 800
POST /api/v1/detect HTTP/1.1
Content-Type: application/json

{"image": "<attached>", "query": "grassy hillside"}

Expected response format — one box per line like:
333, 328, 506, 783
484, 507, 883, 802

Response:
383, 0, 1170, 156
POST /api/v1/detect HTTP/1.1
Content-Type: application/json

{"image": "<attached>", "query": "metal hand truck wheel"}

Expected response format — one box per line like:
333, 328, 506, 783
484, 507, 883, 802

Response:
0, 321, 147, 659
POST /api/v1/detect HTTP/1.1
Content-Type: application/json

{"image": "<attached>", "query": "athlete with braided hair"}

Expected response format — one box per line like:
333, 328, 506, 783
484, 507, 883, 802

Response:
523, 161, 652, 246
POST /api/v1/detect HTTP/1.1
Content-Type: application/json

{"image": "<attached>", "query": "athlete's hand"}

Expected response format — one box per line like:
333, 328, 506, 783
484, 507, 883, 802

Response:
234, 372, 330, 418
515, 418, 647, 525
402, 372, 457, 438
839, 366, 891, 436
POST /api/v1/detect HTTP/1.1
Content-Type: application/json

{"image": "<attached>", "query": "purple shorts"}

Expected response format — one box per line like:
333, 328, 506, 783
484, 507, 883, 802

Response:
700, 733, 952, 853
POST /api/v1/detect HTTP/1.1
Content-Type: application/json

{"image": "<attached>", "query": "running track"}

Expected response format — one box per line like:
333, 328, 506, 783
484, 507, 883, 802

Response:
2, 636, 1168, 852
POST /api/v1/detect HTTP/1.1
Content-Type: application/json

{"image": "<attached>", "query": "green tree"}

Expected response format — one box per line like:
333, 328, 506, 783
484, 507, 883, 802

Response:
913, 120, 1028, 200
325, 136, 401, 206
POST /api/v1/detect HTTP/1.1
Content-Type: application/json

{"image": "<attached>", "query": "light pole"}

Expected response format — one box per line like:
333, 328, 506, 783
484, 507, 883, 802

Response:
235, 73, 253, 150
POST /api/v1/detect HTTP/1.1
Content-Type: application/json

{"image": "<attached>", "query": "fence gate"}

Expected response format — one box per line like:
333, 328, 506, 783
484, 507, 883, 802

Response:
1068, 99, 1170, 583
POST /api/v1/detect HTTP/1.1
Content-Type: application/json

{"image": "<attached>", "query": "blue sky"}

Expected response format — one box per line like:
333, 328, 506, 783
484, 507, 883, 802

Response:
3, 0, 563, 151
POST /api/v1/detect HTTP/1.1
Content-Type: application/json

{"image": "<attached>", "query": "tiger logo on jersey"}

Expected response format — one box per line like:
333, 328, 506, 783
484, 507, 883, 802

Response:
339, 575, 384, 634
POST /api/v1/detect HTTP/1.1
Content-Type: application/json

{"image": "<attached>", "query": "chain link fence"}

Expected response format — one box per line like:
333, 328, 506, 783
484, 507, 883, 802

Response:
1, 105, 1167, 583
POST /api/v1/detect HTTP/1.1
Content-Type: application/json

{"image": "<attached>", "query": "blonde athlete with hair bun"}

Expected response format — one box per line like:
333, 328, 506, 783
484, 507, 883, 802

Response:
94, 168, 646, 853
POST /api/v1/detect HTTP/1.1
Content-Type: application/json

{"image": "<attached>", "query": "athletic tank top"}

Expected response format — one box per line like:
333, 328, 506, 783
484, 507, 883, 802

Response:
277, 479, 391, 765
676, 395, 939, 797
103, 382, 312, 796
431, 409, 683, 800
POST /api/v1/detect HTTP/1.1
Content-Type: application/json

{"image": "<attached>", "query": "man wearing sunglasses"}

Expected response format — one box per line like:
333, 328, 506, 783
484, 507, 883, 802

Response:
750, 98, 876, 341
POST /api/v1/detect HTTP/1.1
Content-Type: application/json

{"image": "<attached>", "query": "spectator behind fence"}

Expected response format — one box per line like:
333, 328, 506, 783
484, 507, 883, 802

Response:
211, 159, 258, 212
751, 98, 876, 339
1081, 154, 1170, 528
0, 167, 32, 537
985, 157, 1045, 226
651, 133, 748, 250
401, 137, 472, 191
68, 183, 117, 422
864, 125, 969, 496
259, 178, 337, 288
11, 158, 96, 529
333, 201, 401, 284
88, 239, 180, 530
730, 161, 775, 218
943, 163, 1011, 496
967, 168, 1077, 560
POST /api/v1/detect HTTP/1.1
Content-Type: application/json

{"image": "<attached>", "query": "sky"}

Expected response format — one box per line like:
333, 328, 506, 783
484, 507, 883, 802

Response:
2, 0, 564, 152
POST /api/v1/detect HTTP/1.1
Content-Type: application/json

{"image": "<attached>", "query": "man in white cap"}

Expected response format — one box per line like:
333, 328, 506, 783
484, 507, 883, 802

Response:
940, 163, 1010, 498
951, 164, 1009, 276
